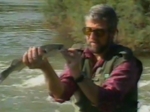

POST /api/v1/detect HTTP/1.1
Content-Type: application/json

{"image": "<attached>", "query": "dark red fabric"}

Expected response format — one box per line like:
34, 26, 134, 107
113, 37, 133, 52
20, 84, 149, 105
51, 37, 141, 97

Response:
50, 46, 141, 111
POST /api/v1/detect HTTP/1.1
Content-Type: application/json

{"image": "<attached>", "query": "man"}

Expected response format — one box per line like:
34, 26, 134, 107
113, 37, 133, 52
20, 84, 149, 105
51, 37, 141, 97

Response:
22, 4, 143, 112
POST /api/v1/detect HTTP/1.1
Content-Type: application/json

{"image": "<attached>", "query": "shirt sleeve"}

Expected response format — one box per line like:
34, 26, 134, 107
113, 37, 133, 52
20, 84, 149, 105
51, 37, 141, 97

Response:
50, 68, 78, 103
96, 60, 142, 110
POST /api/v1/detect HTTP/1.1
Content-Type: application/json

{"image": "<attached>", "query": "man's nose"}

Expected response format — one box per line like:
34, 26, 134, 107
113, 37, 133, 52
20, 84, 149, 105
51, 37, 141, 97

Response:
89, 32, 97, 40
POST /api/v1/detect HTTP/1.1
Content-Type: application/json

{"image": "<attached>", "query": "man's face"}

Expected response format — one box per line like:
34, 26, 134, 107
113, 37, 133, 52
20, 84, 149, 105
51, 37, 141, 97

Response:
83, 20, 112, 54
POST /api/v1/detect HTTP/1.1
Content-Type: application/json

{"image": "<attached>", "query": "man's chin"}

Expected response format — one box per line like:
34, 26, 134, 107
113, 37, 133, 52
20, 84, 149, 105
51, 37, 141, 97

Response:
89, 47, 100, 53
89, 47, 105, 54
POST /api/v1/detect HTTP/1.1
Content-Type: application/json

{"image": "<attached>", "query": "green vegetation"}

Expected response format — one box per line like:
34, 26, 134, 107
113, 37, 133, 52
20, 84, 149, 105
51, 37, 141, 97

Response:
43, 0, 150, 53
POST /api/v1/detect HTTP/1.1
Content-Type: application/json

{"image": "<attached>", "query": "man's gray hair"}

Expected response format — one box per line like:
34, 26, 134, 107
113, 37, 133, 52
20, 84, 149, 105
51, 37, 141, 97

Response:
85, 4, 118, 30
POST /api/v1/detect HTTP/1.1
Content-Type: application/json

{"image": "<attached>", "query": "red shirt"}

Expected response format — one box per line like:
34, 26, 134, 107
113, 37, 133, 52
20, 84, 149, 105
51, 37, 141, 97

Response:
50, 45, 142, 111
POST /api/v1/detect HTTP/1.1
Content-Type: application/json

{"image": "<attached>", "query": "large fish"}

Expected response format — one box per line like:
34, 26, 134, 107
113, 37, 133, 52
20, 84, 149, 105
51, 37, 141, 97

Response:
0, 43, 64, 83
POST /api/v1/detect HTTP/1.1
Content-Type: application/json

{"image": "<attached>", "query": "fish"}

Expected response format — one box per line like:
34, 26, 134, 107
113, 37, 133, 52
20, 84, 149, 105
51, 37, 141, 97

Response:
0, 43, 64, 83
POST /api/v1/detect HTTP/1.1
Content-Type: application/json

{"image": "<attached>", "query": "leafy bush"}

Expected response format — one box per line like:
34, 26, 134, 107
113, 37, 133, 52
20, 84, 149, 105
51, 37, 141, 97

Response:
43, 0, 150, 52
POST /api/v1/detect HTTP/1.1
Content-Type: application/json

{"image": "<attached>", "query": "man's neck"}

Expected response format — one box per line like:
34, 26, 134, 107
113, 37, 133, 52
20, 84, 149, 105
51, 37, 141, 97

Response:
86, 43, 115, 61
94, 45, 113, 61
94, 53, 104, 61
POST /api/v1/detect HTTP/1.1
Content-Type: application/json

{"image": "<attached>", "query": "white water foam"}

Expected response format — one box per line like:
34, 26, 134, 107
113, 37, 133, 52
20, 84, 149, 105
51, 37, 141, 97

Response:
138, 80, 150, 88
22, 75, 45, 87
138, 105, 150, 112
21, 70, 63, 88
22, 68, 150, 88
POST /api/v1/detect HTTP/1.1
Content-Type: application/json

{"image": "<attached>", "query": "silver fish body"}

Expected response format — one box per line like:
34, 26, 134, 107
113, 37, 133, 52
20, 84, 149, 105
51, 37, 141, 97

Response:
0, 43, 64, 83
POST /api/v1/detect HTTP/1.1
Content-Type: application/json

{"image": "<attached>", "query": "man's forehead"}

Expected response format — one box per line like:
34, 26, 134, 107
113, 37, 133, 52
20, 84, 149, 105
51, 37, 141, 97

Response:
85, 20, 108, 29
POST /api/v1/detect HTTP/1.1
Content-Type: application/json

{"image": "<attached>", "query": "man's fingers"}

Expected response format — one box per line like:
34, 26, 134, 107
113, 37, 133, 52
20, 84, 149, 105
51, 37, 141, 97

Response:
23, 47, 39, 65
37, 47, 44, 56
27, 47, 33, 63
22, 46, 49, 69
67, 49, 82, 56
61, 48, 81, 58
22, 51, 30, 66
60, 48, 73, 62
32, 47, 38, 61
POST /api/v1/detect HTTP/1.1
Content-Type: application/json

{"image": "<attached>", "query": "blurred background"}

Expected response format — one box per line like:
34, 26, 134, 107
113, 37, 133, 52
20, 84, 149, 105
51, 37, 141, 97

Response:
0, 0, 150, 112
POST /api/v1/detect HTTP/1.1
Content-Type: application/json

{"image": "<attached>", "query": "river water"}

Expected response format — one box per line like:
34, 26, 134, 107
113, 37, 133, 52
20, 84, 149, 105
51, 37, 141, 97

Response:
0, 0, 149, 112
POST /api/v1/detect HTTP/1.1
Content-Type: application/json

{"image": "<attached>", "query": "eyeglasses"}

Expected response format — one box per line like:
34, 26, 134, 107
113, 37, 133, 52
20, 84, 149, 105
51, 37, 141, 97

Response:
82, 27, 108, 37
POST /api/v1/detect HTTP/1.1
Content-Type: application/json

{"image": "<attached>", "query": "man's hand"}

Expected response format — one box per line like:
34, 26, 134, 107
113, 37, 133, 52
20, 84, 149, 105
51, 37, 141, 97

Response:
60, 48, 82, 79
22, 47, 50, 69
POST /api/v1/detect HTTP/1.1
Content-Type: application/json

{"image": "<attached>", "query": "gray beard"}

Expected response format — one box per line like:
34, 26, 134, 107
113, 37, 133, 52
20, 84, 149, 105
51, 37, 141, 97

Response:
89, 44, 109, 54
